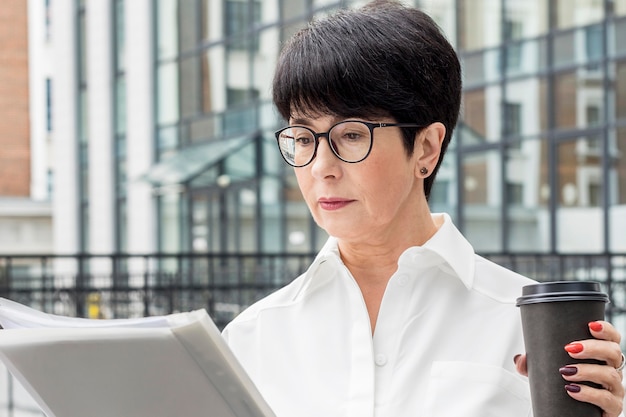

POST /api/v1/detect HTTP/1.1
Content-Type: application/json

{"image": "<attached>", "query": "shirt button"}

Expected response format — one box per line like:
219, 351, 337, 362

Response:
396, 274, 409, 286
375, 354, 388, 366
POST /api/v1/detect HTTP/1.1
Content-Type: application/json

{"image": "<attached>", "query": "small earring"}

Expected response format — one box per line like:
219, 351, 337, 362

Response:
420, 167, 429, 175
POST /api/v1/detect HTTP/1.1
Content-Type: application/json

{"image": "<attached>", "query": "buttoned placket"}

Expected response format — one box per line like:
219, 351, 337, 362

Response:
340, 263, 377, 417
371, 268, 414, 409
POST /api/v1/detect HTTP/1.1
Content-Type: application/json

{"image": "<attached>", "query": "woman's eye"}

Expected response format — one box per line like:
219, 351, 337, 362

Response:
295, 136, 313, 145
343, 132, 362, 140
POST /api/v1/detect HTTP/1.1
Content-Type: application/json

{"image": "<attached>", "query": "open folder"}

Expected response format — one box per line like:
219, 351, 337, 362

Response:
0, 298, 276, 417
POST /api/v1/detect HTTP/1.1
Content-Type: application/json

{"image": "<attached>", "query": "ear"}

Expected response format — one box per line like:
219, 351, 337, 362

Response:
414, 122, 446, 177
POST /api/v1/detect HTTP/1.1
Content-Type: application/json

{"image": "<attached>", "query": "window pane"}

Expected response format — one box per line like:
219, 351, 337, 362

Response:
553, 30, 576, 68
191, 195, 209, 252
611, 18, 626, 57
46, 78, 53, 132
202, 0, 220, 42
255, 26, 280, 103
203, 46, 226, 114
180, 55, 200, 119
462, 87, 504, 143
459, 0, 501, 51
616, 59, 626, 122
179, 0, 198, 52
504, 38, 548, 77
462, 149, 503, 252
617, 0, 626, 16
613, 127, 626, 206
157, 62, 180, 125
115, 78, 126, 135
156, 0, 179, 59
556, 139, 603, 253
313, 0, 339, 8
79, 90, 89, 143
506, 77, 548, 137
117, 198, 127, 252
610, 127, 626, 251
556, 0, 604, 29
462, 48, 501, 87
505, 139, 550, 251
261, 177, 282, 252
225, 0, 261, 51
504, 0, 548, 39
554, 71, 577, 130
429, 147, 457, 217
115, 0, 125, 71
160, 193, 181, 252
281, 0, 307, 20
418, 0, 457, 47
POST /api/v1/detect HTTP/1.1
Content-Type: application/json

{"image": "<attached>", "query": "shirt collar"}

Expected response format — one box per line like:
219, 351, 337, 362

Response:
301, 213, 475, 297
419, 213, 475, 289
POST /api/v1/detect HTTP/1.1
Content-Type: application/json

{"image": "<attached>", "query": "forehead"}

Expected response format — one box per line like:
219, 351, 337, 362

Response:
289, 113, 343, 127
288, 103, 391, 124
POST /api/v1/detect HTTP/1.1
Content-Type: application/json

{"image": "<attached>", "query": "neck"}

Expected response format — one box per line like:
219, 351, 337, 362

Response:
336, 212, 442, 334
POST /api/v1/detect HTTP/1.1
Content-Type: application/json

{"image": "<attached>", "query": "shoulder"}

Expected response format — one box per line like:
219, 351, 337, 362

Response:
470, 254, 537, 304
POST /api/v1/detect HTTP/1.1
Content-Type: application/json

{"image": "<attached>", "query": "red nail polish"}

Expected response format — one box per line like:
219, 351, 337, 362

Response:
564, 343, 584, 354
565, 384, 581, 393
589, 321, 603, 332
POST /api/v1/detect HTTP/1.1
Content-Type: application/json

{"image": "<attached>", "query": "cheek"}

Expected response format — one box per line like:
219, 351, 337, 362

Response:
294, 170, 316, 204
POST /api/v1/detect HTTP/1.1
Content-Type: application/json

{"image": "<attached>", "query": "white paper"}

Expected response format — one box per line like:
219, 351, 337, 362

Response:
0, 298, 276, 417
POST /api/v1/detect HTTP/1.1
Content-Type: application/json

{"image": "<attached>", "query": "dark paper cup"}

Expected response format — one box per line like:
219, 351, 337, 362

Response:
516, 281, 609, 417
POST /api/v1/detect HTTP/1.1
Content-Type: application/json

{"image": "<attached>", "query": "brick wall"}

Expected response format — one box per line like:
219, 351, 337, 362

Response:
0, 0, 30, 196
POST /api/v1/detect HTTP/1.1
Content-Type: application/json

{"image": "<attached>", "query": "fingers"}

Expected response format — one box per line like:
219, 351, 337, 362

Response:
513, 353, 528, 377
559, 363, 623, 392
588, 321, 621, 345
565, 338, 623, 372
560, 321, 625, 417
561, 380, 624, 417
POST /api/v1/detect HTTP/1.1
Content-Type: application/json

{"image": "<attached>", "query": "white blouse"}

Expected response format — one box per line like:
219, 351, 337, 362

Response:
223, 214, 535, 417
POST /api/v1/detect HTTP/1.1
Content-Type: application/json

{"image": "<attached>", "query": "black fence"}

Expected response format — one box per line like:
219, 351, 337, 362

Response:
1, 252, 626, 326
0, 253, 316, 329
0, 251, 626, 416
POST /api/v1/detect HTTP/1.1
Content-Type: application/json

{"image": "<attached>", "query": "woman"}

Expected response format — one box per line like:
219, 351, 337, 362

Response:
223, 1, 625, 416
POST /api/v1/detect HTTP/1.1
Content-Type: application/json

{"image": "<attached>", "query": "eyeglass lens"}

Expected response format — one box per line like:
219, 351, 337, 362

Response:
277, 121, 372, 166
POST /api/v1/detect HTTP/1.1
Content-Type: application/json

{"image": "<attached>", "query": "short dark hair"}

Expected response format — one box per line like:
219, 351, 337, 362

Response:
272, 0, 462, 199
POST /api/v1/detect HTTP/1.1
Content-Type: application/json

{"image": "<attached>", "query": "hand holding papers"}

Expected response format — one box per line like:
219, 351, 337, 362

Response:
0, 298, 276, 417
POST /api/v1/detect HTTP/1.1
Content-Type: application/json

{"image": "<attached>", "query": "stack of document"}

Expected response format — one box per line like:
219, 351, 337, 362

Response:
0, 298, 275, 417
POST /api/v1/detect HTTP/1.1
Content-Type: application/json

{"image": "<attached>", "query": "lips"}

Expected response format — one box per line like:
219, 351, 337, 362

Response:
318, 198, 354, 210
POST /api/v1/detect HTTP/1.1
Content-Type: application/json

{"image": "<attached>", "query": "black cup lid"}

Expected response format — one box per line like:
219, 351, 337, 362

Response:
516, 281, 609, 306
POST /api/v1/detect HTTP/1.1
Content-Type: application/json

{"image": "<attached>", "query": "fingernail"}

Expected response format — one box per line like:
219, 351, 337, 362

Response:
559, 366, 578, 376
565, 384, 581, 393
589, 321, 603, 332
564, 343, 584, 354
513, 354, 521, 365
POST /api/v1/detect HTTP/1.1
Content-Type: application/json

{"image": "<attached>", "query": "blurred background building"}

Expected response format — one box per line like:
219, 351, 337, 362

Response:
1, 0, 626, 413
34, 0, 626, 260
0, 1, 52, 256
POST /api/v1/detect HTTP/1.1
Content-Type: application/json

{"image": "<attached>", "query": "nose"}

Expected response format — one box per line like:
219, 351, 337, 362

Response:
309, 137, 342, 179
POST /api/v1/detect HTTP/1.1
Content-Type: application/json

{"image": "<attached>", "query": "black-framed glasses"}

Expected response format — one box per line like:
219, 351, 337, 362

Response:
275, 120, 426, 167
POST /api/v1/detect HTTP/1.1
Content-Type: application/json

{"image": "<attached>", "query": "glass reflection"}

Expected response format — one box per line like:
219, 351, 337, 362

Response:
505, 139, 549, 252
609, 127, 626, 251
462, 149, 503, 252
556, 0, 604, 29
557, 139, 604, 253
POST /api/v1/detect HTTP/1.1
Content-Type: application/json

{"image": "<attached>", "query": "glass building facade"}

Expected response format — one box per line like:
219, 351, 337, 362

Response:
143, 0, 626, 257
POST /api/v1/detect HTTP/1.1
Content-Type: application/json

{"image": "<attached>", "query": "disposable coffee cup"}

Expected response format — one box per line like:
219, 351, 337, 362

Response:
516, 281, 609, 417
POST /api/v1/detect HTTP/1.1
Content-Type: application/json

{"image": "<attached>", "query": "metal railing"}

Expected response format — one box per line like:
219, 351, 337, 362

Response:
0, 251, 625, 416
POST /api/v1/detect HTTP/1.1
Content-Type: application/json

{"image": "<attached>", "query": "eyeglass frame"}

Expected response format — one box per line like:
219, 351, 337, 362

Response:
274, 120, 427, 167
